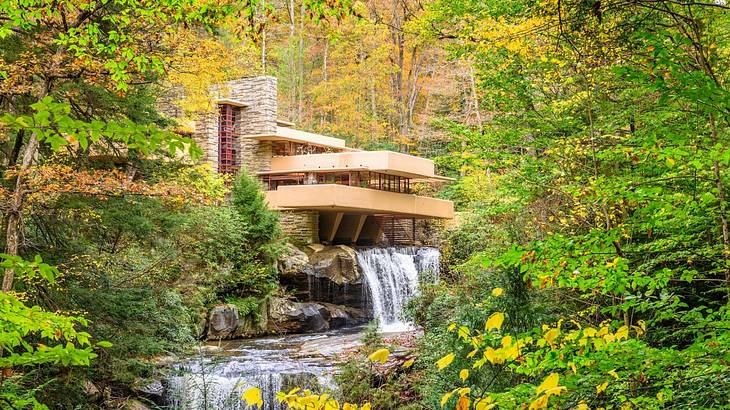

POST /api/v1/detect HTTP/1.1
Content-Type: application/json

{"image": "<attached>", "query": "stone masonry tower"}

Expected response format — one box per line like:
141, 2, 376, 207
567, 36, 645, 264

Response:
194, 76, 278, 174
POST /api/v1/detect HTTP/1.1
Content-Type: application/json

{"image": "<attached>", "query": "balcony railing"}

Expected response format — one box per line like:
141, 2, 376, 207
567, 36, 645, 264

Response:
260, 170, 412, 194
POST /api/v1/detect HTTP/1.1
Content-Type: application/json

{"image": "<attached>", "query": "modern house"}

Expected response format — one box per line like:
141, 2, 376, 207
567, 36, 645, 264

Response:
194, 76, 454, 245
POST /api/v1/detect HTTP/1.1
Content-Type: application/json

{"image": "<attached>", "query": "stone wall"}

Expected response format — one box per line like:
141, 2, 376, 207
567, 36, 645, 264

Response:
279, 210, 319, 245
193, 76, 278, 174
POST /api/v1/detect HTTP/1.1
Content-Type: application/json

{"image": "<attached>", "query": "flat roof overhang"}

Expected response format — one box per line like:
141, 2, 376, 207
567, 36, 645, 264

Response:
266, 151, 454, 181
214, 98, 248, 107
242, 126, 359, 151
265, 184, 454, 219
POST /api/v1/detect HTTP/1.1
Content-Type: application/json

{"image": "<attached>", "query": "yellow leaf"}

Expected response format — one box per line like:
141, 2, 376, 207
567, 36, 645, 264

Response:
666, 157, 676, 167
544, 328, 559, 344
456, 396, 470, 410
436, 353, 455, 370
361, 404, 371, 410
467, 348, 479, 358
577, 401, 590, 410
485, 312, 505, 331
596, 381, 609, 394
529, 394, 549, 410
368, 348, 390, 364
475, 397, 496, 410
458, 326, 471, 339
402, 358, 415, 368
615, 325, 629, 341
448, 323, 457, 332
536, 373, 559, 396
324, 398, 340, 410
242, 387, 263, 408
484, 347, 499, 364
459, 369, 469, 382
501, 335, 513, 347
501, 344, 519, 361
608, 370, 619, 379
440, 391, 454, 407
491, 287, 504, 297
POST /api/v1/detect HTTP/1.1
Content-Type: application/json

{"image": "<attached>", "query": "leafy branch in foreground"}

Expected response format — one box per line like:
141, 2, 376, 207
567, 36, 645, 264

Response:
1, 97, 201, 159
0, 254, 110, 409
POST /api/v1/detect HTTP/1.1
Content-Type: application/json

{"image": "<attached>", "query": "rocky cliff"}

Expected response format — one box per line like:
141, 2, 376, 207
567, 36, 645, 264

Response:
205, 243, 370, 340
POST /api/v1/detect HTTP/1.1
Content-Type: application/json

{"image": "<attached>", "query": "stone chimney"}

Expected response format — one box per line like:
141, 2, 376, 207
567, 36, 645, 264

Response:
194, 76, 278, 174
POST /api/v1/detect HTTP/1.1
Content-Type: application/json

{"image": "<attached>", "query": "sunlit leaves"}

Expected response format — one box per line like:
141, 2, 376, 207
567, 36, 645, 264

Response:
0, 0, 247, 91
0, 254, 59, 284
529, 373, 566, 409
459, 368, 469, 382
242, 387, 263, 408
275, 387, 370, 409
14, 164, 216, 207
436, 353, 455, 369
535, 373, 561, 396
368, 348, 390, 364
0, 256, 101, 369
485, 312, 505, 331
474, 397, 496, 410
1, 97, 201, 160
491, 287, 504, 297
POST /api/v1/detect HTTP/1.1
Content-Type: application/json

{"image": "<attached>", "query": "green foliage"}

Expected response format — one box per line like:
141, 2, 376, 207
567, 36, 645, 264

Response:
402, 0, 730, 407
14, 163, 281, 405
0, 255, 105, 409
360, 321, 385, 353
225, 295, 266, 321
231, 170, 282, 259
1, 96, 201, 159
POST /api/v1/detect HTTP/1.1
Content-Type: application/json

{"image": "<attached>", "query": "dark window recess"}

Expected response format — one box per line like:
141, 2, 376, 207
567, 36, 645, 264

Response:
218, 104, 241, 174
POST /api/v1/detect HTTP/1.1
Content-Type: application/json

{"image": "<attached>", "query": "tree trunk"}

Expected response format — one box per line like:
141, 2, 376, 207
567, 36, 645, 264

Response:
3, 133, 40, 291
3, 55, 57, 290
467, 62, 483, 132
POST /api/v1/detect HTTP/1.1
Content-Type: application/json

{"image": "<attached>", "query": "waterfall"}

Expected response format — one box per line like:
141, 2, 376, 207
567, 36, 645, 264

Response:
356, 247, 440, 332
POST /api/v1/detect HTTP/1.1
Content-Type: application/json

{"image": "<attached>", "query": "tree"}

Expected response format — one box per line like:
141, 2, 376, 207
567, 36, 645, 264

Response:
0, 0, 258, 291
231, 170, 281, 258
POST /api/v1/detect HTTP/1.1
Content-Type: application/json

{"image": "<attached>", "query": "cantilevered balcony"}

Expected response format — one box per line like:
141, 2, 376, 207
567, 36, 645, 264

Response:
265, 151, 453, 181
265, 184, 454, 219
260, 150, 454, 220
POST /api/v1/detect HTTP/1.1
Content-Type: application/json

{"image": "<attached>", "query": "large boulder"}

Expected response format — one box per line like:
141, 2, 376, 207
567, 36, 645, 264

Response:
277, 243, 312, 277
132, 378, 165, 401
309, 245, 361, 284
232, 311, 269, 339
319, 302, 367, 329
268, 297, 367, 334
269, 297, 329, 333
207, 304, 239, 339
277, 243, 368, 309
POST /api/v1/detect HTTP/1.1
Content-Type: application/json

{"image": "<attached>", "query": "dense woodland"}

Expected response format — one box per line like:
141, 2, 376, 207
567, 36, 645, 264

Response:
1, 0, 729, 409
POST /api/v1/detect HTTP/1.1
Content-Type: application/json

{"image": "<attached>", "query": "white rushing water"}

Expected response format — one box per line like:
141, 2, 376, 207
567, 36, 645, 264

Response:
165, 333, 340, 410
356, 247, 440, 332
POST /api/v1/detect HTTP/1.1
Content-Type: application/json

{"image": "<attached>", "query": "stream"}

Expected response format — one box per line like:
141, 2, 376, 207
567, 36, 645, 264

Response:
165, 247, 439, 409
